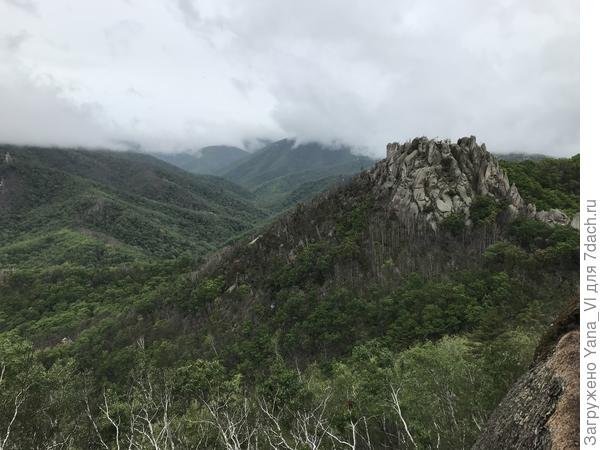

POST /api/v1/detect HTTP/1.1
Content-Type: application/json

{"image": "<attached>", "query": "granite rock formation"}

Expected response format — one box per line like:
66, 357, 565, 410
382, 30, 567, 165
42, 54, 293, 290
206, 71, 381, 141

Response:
370, 136, 572, 230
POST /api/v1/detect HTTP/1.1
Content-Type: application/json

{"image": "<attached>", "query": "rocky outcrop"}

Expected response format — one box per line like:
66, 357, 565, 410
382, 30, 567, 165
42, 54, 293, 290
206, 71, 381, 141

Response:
534, 209, 571, 226
570, 212, 581, 230
203, 135, 577, 290
370, 136, 573, 230
473, 301, 579, 450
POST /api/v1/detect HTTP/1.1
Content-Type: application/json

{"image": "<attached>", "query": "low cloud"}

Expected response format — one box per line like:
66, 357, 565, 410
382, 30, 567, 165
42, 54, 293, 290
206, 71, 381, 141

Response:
0, 69, 113, 148
3, 0, 37, 15
0, 0, 579, 156
3, 30, 30, 52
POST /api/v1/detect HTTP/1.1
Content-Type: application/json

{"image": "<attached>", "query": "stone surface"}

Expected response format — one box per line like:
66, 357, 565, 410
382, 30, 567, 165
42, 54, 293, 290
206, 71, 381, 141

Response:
534, 209, 571, 226
570, 212, 580, 230
375, 136, 525, 229
374, 136, 576, 231
473, 301, 579, 450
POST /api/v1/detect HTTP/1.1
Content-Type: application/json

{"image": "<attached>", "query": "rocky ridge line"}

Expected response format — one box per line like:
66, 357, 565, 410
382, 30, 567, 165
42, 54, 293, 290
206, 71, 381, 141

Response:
370, 136, 573, 231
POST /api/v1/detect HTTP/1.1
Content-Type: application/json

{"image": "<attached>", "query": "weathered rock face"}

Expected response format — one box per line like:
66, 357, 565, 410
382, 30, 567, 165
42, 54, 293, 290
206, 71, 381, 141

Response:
570, 212, 581, 230
369, 136, 521, 230
369, 136, 572, 230
473, 301, 579, 450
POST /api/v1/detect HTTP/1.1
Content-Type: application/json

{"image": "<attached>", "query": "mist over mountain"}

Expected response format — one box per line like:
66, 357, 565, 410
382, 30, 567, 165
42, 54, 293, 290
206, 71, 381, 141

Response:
154, 138, 377, 211
222, 139, 375, 210
154, 145, 249, 175
0, 1, 578, 156
0, 0, 582, 446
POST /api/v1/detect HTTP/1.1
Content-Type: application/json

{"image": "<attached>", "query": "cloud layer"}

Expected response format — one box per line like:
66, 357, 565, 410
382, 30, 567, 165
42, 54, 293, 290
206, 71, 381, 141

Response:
0, 0, 579, 156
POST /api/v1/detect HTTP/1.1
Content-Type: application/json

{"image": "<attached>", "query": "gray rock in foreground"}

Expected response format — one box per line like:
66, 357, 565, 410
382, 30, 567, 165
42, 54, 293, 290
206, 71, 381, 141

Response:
473, 302, 579, 450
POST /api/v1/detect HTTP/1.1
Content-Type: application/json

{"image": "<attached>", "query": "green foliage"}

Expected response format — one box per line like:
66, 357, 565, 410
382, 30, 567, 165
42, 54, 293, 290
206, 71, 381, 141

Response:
500, 155, 579, 214
271, 200, 371, 289
0, 145, 266, 267
0, 147, 579, 448
507, 218, 579, 269
441, 212, 466, 235
0, 228, 146, 269
470, 196, 502, 226
0, 330, 540, 449
0, 333, 85, 449
182, 277, 225, 313
483, 241, 529, 270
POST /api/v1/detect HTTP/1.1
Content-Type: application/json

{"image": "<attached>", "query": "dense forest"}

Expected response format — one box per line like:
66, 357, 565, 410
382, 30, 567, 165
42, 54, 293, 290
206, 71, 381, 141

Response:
0, 145, 579, 449
0, 145, 268, 268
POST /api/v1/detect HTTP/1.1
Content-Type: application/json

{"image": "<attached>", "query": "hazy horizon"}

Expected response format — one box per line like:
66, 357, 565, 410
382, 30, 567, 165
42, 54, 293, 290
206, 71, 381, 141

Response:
0, 0, 579, 157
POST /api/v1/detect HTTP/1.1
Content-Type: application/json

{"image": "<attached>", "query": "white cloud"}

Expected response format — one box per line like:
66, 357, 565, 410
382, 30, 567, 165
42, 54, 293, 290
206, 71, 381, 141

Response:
0, 68, 112, 148
3, 0, 37, 15
0, 0, 579, 156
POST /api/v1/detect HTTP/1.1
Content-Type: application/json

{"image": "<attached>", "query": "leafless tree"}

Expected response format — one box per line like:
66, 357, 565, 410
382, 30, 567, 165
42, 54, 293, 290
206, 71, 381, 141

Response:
259, 393, 330, 450
85, 373, 177, 450
259, 393, 374, 450
0, 362, 31, 450
203, 396, 257, 450
389, 385, 417, 449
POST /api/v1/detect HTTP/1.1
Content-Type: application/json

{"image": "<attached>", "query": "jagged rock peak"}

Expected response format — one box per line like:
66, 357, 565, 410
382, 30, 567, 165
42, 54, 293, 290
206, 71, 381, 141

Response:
371, 135, 572, 230
372, 136, 523, 230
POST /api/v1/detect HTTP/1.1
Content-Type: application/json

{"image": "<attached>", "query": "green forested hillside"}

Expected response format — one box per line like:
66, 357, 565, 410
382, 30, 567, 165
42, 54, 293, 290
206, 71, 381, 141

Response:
500, 154, 579, 214
0, 145, 266, 267
221, 139, 375, 210
0, 148, 579, 449
154, 139, 375, 212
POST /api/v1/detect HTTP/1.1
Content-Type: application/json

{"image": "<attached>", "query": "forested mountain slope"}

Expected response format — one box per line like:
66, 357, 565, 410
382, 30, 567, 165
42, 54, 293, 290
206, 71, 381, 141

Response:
0, 137, 579, 449
0, 145, 266, 267
152, 139, 375, 213
500, 154, 579, 215
221, 139, 375, 210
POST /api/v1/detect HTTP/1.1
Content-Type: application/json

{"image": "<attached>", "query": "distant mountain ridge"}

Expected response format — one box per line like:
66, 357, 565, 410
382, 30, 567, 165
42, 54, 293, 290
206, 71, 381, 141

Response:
220, 138, 376, 210
221, 139, 373, 186
0, 145, 265, 268
154, 138, 376, 212
154, 145, 248, 175
494, 152, 550, 161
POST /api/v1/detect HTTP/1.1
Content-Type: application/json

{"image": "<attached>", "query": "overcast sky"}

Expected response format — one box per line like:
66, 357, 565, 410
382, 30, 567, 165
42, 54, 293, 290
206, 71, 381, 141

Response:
0, 0, 579, 156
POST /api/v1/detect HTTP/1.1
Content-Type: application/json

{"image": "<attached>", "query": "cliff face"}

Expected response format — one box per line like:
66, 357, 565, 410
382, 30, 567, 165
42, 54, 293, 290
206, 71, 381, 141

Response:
376, 136, 520, 230
372, 136, 570, 230
473, 301, 579, 450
